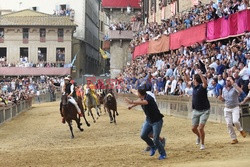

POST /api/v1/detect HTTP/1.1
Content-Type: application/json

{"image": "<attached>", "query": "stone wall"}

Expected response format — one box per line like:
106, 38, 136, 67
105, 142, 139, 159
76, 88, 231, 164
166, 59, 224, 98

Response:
110, 40, 130, 78
116, 93, 226, 124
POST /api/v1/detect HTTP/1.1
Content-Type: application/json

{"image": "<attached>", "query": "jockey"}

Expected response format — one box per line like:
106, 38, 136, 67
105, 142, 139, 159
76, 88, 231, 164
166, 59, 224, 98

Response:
83, 78, 100, 109
61, 77, 82, 123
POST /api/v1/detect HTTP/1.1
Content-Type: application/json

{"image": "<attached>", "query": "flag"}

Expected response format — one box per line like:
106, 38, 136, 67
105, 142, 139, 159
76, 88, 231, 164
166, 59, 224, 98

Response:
99, 48, 108, 59
70, 50, 79, 67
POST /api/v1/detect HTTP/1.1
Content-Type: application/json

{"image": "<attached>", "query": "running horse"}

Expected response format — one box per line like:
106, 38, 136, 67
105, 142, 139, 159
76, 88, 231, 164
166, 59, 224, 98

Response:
61, 94, 90, 138
96, 90, 106, 114
85, 88, 100, 123
104, 91, 118, 124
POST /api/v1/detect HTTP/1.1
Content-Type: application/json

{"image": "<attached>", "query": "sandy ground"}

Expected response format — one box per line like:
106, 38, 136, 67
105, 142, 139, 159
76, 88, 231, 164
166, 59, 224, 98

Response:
0, 101, 249, 167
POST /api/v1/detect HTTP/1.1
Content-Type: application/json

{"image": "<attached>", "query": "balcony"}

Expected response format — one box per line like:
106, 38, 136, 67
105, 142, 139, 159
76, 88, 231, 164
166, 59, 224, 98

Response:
108, 30, 133, 40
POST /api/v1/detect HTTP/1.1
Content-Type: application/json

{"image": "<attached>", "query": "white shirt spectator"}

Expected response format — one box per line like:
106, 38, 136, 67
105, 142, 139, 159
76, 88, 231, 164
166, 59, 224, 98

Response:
209, 62, 218, 72
170, 79, 177, 94
185, 87, 193, 96
239, 67, 250, 80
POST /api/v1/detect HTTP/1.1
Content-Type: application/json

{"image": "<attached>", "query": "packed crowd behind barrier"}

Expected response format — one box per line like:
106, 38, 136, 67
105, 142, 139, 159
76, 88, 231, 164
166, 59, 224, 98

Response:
113, 33, 250, 101
0, 60, 70, 68
0, 76, 63, 106
130, 0, 249, 49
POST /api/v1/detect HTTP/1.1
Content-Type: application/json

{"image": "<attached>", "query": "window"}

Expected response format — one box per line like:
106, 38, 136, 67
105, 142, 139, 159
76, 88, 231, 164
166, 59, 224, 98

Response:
0, 28, 4, 38
40, 28, 46, 37
0, 47, 7, 62
0, 28, 4, 43
56, 48, 65, 62
38, 48, 47, 62
60, 4, 66, 10
23, 28, 29, 39
58, 28, 64, 38
20, 48, 28, 62
32, 7, 37, 11
58, 28, 64, 42
40, 28, 46, 42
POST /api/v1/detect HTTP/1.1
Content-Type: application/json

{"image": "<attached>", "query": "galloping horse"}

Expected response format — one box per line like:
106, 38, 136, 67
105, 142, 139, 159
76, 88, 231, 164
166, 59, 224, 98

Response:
96, 90, 106, 114
104, 92, 118, 124
61, 94, 90, 138
85, 88, 100, 123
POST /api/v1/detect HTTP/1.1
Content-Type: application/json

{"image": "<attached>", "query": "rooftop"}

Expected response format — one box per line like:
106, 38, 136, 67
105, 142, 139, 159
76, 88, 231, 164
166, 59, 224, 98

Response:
0, 9, 76, 27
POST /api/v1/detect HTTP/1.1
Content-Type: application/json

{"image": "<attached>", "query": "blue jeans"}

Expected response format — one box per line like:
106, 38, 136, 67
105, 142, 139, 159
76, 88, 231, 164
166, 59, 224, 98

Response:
140, 119, 166, 156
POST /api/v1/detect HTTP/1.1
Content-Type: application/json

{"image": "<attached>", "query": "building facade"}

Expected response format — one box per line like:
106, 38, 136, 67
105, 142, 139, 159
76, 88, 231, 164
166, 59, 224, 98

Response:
0, 0, 103, 78
102, 0, 141, 78
145, 0, 211, 23
0, 10, 75, 65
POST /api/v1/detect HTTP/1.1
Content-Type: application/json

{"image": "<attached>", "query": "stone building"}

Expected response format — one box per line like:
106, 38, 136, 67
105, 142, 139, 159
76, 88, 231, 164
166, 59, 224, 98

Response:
0, 0, 103, 78
145, 0, 211, 23
0, 9, 75, 65
102, 0, 141, 78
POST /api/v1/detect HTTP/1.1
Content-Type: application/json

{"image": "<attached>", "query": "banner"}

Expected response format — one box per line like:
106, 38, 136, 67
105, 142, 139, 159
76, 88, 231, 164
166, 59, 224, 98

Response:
207, 9, 250, 41
133, 42, 149, 59
170, 23, 206, 50
148, 35, 170, 54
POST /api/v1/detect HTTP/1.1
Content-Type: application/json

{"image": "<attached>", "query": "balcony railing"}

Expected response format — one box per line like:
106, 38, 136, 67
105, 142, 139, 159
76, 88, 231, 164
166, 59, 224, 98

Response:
108, 30, 133, 40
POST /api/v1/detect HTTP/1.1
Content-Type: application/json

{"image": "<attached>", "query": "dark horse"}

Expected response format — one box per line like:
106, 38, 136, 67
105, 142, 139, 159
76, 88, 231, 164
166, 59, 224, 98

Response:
61, 94, 90, 138
97, 90, 106, 114
104, 92, 118, 124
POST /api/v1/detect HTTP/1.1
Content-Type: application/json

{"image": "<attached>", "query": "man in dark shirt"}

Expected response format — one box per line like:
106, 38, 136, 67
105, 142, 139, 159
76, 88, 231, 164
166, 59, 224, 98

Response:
125, 86, 166, 160
184, 69, 210, 150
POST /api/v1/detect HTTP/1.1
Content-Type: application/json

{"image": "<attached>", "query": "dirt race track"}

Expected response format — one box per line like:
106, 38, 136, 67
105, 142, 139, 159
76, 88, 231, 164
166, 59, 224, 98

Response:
0, 101, 250, 167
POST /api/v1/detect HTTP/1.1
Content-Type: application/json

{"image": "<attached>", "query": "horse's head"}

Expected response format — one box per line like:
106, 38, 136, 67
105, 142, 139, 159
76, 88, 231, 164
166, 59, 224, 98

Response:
106, 93, 113, 102
61, 94, 68, 106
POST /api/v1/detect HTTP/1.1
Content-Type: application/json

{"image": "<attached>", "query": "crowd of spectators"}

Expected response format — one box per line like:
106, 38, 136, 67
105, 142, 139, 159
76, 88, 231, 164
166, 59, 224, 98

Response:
116, 33, 250, 101
109, 22, 132, 31
130, 0, 249, 48
0, 76, 63, 106
53, 8, 75, 20
0, 60, 70, 68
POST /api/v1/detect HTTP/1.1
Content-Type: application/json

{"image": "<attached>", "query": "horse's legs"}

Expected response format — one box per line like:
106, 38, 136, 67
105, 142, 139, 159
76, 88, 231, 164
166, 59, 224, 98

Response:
76, 118, 84, 131
108, 109, 113, 123
113, 110, 116, 124
82, 112, 90, 127
89, 108, 96, 123
103, 106, 107, 114
67, 121, 74, 139
95, 107, 100, 119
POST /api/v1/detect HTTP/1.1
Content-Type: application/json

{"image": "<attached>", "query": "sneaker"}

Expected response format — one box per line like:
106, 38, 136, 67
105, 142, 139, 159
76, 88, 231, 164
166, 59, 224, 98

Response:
196, 137, 200, 145
150, 148, 156, 156
200, 144, 205, 150
161, 138, 166, 148
240, 131, 247, 138
144, 146, 151, 152
231, 139, 238, 144
158, 154, 167, 160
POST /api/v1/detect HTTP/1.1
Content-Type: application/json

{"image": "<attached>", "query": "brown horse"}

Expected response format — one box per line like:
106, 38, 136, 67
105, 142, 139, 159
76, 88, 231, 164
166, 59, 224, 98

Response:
61, 94, 90, 138
104, 92, 118, 124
